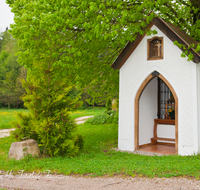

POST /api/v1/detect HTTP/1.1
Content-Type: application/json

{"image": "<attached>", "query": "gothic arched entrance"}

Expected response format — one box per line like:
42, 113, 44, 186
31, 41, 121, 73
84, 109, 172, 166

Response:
134, 71, 178, 154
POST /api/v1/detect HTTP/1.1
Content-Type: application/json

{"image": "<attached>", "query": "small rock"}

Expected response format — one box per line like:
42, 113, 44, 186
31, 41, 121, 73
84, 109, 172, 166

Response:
9, 139, 41, 160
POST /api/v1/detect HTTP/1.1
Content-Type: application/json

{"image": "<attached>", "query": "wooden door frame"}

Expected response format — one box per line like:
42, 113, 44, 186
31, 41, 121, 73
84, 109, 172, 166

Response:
134, 71, 178, 154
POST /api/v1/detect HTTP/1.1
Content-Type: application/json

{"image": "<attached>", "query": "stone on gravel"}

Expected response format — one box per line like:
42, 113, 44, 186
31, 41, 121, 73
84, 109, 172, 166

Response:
9, 139, 41, 160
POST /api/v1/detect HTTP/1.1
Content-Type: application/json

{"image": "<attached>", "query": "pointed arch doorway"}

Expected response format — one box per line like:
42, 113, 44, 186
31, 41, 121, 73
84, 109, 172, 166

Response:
135, 71, 178, 154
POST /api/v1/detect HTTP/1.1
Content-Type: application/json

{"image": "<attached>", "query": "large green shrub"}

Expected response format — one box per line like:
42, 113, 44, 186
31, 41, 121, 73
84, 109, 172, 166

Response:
12, 110, 83, 157
11, 74, 83, 157
11, 112, 38, 141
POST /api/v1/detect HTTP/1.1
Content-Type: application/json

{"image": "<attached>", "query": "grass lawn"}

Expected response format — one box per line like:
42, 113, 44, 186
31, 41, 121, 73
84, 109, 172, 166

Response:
69, 107, 106, 120
0, 107, 105, 129
0, 108, 200, 178
0, 109, 29, 129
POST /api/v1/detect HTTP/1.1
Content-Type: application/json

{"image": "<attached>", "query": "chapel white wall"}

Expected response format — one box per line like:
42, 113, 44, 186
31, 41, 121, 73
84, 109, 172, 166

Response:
196, 63, 200, 153
139, 77, 157, 145
118, 25, 199, 155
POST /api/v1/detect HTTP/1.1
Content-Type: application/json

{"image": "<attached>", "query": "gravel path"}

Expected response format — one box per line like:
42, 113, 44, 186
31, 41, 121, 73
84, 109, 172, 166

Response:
0, 174, 200, 190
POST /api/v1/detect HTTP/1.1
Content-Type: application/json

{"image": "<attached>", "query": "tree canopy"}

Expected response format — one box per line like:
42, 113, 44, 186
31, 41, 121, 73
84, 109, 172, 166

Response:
7, 1, 200, 94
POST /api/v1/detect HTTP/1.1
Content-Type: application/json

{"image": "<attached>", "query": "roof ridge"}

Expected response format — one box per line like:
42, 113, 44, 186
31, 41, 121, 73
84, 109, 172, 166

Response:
111, 17, 200, 70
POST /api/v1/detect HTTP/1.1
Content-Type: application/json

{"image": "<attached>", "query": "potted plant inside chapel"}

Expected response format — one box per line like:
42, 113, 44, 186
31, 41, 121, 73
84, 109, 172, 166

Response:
168, 108, 175, 120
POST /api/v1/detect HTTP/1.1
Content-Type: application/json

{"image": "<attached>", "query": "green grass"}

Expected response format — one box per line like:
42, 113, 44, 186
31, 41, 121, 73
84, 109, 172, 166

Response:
69, 107, 106, 120
1, 108, 200, 178
0, 109, 29, 129
1, 125, 200, 178
0, 107, 105, 129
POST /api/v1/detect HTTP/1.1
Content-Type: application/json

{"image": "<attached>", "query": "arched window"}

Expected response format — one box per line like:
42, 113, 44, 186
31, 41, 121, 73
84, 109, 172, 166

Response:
158, 78, 175, 120
147, 37, 163, 60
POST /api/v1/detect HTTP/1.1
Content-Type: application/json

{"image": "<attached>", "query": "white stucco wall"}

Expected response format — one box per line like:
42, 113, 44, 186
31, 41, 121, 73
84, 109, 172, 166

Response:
118, 25, 199, 155
139, 77, 157, 145
197, 63, 200, 151
157, 124, 175, 141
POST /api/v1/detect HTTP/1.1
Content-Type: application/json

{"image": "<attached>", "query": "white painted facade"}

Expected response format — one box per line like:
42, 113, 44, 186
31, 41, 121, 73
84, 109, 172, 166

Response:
139, 77, 157, 146
118, 25, 199, 155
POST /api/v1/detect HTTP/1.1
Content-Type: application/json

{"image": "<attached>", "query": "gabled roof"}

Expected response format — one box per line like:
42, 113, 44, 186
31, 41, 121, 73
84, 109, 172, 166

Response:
111, 17, 200, 70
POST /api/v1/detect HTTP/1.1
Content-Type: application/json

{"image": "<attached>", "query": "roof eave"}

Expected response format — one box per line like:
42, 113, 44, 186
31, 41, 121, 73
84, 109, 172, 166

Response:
111, 17, 200, 70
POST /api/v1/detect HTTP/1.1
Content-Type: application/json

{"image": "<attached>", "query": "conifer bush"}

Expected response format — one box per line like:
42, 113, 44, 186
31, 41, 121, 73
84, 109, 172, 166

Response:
11, 74, 83, 157
11, 112, 38, 141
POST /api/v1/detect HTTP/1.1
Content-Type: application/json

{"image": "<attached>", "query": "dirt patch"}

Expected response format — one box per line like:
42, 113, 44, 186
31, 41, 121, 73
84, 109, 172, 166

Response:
75, 116, 94, 124
0, 129, 15, 138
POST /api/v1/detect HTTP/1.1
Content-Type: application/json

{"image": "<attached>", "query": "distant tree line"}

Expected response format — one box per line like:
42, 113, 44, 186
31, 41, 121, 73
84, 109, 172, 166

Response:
0, 29, 26, 108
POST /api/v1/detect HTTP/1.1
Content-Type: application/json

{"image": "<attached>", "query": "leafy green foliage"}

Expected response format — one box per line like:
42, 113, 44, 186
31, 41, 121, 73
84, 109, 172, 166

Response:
106, 98, 112, 113
7, 0, 120, 105
7, 0, 200, 108
106, 110, 119, 124
11, 112, 38, 141
0, 30, 26, 108
87, 110, 118, 125
87, 113, 109, 125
